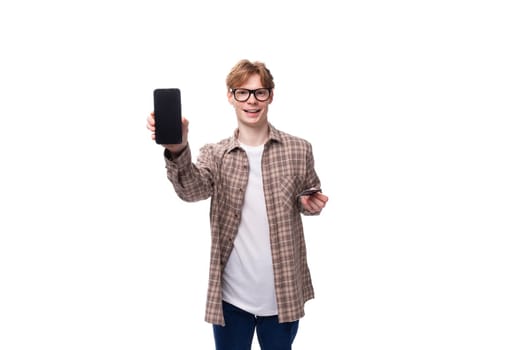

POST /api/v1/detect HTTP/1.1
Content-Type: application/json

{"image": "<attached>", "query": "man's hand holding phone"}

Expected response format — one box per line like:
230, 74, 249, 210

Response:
147, 112, 189, 156
298, 188, 329, 214
148, 88, 189, 156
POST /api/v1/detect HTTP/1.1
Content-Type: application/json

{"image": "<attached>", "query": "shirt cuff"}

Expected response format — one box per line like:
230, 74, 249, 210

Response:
164, 145, 191, 166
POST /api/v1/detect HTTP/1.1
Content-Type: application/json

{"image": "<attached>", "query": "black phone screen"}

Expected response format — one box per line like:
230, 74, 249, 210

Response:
153, 88, 182, 144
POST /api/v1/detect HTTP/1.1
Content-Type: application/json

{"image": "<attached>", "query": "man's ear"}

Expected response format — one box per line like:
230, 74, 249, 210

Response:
268, 90, 274, 104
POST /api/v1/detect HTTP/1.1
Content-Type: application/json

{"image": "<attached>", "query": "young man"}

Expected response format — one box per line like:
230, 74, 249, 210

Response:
147, 59, 328, 350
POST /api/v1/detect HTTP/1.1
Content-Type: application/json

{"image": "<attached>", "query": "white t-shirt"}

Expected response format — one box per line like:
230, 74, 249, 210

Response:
222, 143, 278, 316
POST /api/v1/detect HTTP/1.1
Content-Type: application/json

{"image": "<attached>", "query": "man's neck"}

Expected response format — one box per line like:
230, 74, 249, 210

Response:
237, 123, 269, 146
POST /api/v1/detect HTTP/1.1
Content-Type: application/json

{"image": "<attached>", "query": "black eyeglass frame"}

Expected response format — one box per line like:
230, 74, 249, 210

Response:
230, 88, 272, 102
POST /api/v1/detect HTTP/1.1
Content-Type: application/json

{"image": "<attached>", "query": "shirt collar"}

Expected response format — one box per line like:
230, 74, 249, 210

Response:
225, 123, 282, 153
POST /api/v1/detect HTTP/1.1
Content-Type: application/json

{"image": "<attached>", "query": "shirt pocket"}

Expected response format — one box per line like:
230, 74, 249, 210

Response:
279, 175, 302, 212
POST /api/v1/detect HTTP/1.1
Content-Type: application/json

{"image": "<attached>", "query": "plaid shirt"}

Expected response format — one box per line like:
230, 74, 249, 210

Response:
164, 124, 321, 325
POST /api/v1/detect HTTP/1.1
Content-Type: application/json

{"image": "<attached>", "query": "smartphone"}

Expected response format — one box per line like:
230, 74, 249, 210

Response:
297, 188, 322, 198
153, 88, 182, 144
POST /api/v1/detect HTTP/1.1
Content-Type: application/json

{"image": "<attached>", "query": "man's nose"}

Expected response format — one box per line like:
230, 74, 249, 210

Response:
247, 92, 257, 103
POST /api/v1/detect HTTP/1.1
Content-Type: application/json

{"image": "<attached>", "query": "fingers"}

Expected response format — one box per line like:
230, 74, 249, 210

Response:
147, 112, 190, 155
312, 192, 329, 204
146, 112, 156, 140
147, 112, 155, 131
301, 192, 329, 214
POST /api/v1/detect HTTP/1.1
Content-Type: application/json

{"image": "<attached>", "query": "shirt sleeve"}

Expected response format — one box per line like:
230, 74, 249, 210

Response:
299, 142, 322, 216
164, 144, 215, 202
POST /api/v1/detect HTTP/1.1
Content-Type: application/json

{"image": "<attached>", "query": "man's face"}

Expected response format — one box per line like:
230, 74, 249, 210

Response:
228, 74, 273, 128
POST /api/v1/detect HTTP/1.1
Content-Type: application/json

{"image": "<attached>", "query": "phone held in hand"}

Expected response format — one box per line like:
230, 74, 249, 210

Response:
153, 88, 182, 144
297, 188, 322, 198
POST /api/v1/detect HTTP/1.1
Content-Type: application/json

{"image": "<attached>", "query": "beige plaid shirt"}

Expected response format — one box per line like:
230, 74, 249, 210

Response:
164, 124, 322, 325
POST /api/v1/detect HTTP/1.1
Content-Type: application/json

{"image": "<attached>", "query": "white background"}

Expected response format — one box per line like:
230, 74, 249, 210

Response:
1, 0, 524, 349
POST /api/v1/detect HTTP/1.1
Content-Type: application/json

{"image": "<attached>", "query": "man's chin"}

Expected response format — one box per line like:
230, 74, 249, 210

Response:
239, 116, 266, 127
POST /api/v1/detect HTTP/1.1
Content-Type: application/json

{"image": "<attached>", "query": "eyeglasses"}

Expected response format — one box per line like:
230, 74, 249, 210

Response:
231, 88, 272, 102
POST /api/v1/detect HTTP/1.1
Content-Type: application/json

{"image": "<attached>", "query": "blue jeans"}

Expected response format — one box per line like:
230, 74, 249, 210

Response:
213, 301, 299, 350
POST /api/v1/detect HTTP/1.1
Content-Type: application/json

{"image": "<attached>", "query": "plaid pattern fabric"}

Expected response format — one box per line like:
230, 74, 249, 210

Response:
164, 124, 321, 325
